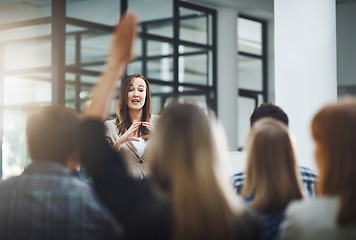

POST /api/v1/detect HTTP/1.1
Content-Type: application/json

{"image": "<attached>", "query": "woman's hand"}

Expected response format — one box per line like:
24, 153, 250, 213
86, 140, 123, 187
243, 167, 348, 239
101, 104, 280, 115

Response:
141, 122, 152, 140
83, 11, 138, 120
106, 10, 137, 71
113, 122, 140, 150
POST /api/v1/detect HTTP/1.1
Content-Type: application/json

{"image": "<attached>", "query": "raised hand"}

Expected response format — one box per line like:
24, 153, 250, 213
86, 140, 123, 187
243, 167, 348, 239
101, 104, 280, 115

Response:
106, 10, 138, 71
83, 11, 138, 120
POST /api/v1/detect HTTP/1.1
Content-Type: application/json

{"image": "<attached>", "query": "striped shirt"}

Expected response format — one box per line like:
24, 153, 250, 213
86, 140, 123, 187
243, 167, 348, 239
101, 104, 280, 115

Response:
232, 166, 318, 198
0, 162, 122, 240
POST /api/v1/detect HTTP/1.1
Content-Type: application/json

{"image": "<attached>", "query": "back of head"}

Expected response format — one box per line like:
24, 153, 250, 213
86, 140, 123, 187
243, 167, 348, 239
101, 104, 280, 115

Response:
149, 102, 242, 240
311, 97, 356, 225
242, 118, 302, 213
150, 102, 217, 189
250, 103, 289, 126
26, 106, 79, 165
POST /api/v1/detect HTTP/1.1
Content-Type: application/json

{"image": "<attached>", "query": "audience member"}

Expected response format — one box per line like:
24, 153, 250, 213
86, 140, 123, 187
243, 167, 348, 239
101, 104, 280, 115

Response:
232, 103, 318, 197
79, 11, 261, 240
0, 106, 122, 240
104, 73, 158, 179
280, 98, 356, 239
241, 118, 303, 240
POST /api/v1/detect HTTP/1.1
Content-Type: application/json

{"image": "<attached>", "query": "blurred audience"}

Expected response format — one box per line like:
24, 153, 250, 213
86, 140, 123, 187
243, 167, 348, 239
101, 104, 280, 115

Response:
241, 118, 303, 240
0, 106, 122, 240
232, 103, 318, 198
280, 98, 356, 240
79, 11, 261, 240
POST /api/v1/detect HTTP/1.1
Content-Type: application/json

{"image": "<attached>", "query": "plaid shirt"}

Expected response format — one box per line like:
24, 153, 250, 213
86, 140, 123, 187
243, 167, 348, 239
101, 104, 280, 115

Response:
232, 166, 318, 198
0, 162, 122, 240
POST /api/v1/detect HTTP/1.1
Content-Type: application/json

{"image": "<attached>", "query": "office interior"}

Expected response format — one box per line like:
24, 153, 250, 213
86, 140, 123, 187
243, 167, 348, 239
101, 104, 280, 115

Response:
0, 0, 355, 179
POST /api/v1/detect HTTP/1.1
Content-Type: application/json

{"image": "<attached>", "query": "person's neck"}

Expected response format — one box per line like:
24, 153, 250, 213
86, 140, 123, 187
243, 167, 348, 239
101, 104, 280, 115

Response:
129, 109, 143, 123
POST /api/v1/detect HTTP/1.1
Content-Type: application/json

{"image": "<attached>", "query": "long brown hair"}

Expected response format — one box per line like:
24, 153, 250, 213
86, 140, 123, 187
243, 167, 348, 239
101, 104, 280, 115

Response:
148, 102, 244, 240
311, 98, 356, 225
241, 118, 303, 213
115, 74, 151, 137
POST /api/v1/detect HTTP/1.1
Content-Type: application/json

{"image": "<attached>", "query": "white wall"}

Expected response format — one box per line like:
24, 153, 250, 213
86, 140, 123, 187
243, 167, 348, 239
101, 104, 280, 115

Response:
274, 0, 337, 171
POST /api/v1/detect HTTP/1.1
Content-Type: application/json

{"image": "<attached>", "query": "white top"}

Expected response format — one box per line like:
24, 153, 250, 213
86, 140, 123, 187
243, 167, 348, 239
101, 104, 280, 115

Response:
131, 136, 147, 157
280, 196, 356, 240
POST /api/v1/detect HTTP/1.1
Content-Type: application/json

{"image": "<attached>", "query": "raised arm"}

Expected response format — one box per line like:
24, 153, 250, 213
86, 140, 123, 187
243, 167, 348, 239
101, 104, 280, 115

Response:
83, 11, 138, 120
79, 11, 154, 232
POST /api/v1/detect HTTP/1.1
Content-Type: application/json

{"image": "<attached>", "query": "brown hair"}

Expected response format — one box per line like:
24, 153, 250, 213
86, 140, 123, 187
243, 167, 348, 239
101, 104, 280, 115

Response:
241, 118, 303, 213
311, 98, 356, 225
149, 102, 244, 240
26, 106, 79, 164
115, 73, 151, 137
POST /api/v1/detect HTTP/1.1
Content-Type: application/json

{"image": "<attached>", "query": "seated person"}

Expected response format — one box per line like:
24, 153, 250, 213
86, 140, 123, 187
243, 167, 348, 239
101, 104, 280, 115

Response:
0, 106, 122, 240
241, 118, 303, 240
280, 98, 356, 240
232, 103, 318, 198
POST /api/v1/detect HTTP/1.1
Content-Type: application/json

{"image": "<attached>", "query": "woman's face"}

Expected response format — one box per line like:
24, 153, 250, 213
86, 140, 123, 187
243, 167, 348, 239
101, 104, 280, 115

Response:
127, 77, 147, 111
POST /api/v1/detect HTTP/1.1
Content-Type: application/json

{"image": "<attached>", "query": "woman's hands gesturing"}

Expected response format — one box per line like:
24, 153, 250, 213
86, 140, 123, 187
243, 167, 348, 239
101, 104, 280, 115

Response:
113, 122, 140, 150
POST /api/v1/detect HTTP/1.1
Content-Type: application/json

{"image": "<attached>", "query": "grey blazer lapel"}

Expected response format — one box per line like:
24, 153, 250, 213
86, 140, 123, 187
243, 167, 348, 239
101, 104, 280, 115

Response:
124, 141, 142, 159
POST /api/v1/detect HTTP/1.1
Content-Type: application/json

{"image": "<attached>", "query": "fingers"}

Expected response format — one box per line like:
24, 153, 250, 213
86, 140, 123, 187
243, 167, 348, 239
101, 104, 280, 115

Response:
127, 122, 141, 132
129, 137, 140, 142
141, 122, 152, 130
109, 10, 138, 66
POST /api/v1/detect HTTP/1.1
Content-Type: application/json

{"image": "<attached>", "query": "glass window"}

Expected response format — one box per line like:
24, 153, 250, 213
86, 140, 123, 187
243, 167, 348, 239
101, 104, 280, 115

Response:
237, 96, 256, 150
1, 109, 32, 179
150, 84, 174, 114
66, 0, 121, 26
179, 7, 211, 45
147, 57, 174, 81
178, 53, 209, 86
3, 24, 51, 71
238, 18, 262, 56
129, 0, 173, 22
147, 41, 173, 56
0, 1, 51, 24
3, 73, 51, 105
80, 32, 111, 65
127, 61, 143, 76
65, 82, 76, 101
146, 21, 173, 38
238, 55, 263, 91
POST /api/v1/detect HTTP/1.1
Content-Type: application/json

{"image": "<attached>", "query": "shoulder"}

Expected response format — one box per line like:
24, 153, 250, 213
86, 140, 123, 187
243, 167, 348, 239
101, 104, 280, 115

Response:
287, 196, 339, 217
283, 197, 339, 229
280, 197, 341, 239
104, 118, 118, 135
104, 118, 117, 128
0, 176, 19, 190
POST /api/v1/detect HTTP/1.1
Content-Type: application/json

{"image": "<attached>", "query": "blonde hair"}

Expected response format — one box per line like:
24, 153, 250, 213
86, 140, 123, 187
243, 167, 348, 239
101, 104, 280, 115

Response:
311, 98, 356, 225
241, 118, 303, 213
148, 102, 244, 240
